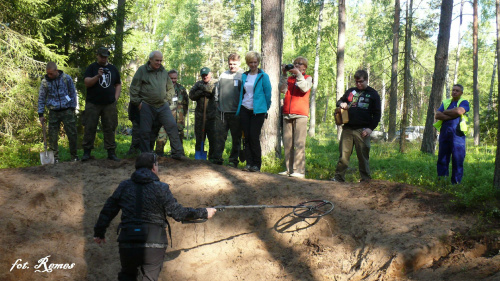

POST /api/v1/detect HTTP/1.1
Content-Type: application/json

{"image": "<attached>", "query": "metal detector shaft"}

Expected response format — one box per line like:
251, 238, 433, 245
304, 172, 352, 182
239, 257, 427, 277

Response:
214, 200, 334, 219
182, 200, 334, 224
214, 204, 303, 210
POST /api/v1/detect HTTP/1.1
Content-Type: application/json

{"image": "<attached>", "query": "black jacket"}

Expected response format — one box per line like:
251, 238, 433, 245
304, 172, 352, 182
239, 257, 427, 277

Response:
337, 86, 381, 130
94, 168, 207, 239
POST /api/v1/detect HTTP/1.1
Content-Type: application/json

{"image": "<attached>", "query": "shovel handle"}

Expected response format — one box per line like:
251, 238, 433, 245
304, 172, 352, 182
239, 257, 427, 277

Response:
42, 121, 48, 151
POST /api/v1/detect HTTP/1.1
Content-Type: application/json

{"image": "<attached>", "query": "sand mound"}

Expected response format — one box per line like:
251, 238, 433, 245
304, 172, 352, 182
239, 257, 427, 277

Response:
1, 158, 499, 280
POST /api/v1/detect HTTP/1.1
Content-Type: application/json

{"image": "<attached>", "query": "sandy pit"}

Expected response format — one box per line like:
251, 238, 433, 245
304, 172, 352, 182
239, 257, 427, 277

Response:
0, 157, 499, 280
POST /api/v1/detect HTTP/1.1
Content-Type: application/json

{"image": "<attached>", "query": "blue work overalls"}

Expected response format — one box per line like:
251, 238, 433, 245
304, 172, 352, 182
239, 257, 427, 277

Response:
436, 100, 470, 184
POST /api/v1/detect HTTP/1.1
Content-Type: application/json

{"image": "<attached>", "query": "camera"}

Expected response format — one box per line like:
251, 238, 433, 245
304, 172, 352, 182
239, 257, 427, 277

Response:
284, 64, 294, 71
103, 68, 110, 74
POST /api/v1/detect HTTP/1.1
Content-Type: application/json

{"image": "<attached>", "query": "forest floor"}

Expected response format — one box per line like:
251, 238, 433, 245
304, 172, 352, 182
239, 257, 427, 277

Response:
0, 157, 499, 281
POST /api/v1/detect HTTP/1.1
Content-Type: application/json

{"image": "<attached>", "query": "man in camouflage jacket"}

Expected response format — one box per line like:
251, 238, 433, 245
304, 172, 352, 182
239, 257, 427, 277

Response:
37, 62, 78, 162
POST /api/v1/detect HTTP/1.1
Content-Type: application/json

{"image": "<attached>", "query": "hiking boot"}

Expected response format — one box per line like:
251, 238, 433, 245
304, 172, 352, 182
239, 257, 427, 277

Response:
242, 165, 251, 171
107, 149, 121, 162
249, 166, 260, 172
54, 159, 59, 164
290, 173, 305, 179
155, 140, 166, 156
126, 147, 138, 157
278, 171, 289, 176
330, 177, 344, 182
172, 154, 189, 160
81, 149, 91, 161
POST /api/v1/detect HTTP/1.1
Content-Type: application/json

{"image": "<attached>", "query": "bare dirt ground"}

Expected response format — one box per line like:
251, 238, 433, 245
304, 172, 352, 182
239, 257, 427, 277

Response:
0, 157, 499, 281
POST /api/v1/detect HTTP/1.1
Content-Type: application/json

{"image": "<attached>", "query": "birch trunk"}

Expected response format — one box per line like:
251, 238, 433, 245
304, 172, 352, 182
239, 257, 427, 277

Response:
388, 0, 400, 141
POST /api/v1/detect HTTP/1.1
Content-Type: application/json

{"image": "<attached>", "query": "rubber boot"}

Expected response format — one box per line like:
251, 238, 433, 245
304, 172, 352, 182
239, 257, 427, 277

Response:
81, 149, 91, 161
155, 140, 166, 157
107, 149, 121, 162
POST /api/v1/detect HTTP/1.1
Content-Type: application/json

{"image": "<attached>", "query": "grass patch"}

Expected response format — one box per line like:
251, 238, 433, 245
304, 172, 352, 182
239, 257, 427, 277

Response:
1, 129, 498, 211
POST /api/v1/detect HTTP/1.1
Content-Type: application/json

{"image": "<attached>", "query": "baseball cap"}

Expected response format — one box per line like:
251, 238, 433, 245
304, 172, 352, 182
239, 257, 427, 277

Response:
97, 47, 110, 57
200, 67, 210, 76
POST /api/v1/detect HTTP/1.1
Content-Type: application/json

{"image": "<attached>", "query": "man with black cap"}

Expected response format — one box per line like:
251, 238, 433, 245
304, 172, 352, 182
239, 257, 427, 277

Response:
82, 47, 122, 161
189, 67, 217, 162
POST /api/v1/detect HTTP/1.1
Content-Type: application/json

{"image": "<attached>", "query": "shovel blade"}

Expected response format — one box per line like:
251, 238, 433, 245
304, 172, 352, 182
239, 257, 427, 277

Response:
40, 150, 55, 165
239, 148, 246, 162
194, 141, 207, 160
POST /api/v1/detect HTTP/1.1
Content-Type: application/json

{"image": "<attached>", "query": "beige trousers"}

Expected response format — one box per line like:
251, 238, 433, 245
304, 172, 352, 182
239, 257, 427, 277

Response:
283, 117, 308, 174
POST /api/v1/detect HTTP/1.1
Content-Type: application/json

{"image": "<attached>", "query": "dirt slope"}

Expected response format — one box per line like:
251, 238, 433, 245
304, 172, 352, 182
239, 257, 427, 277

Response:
0, 158, 499, 281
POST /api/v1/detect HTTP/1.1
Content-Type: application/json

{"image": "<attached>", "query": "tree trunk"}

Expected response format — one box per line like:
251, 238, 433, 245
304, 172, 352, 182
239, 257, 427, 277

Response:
473, 0, 480, 145
494, 0, 500, 191
260, 0, 284, 157
421, 0, 453, 154
308, 0, 325, 137
488, 56, 497, 112
445, 65, 450, 99
114, 0, 126, 71
336, 0, 346, 140
400, 0, 413, 153
381, 75, 386, 132
249, 0, 255, 51
453, 0, 465, 85
388, 0, 400, 141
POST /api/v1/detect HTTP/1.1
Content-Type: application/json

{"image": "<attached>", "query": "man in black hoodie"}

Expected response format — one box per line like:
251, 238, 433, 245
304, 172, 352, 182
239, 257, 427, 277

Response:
332, 70, 381, 182
93, 153, 216, 281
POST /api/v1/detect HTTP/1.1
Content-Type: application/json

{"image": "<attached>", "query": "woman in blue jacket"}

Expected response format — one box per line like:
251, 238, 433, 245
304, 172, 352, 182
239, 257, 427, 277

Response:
236, 51, 272, 172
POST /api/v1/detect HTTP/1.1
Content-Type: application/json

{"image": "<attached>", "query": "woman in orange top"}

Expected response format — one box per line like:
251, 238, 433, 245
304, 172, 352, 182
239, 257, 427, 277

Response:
278, 57, 312, 178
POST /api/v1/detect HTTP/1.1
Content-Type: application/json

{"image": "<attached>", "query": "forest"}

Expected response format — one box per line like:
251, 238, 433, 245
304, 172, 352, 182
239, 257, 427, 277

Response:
1, 0, 500, 191
2, 1, 500, 279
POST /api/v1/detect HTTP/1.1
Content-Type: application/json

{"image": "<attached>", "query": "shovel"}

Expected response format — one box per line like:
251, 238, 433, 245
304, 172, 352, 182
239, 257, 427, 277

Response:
195, 97, 208, 160
239, 130, 246, 162
40, 121, 54, 165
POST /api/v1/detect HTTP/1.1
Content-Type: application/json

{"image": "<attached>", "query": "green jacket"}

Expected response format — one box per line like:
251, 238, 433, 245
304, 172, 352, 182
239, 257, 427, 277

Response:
129, 62, 174, 108
189, 80, 216, 119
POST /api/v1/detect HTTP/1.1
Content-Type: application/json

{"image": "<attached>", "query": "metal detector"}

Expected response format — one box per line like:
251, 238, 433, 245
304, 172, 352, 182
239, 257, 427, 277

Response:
183, 199, 334, 223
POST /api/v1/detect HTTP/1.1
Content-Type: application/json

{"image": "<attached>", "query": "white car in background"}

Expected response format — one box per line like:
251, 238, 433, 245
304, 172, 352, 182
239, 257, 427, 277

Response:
396, 126, 425, 142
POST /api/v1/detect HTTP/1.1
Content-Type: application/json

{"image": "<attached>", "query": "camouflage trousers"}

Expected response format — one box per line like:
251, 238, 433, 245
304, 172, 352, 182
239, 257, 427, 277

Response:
156, 125, 184, 143
82, 102, 118, 150
195, 116, 216, 161
47, 109, 78, 160
213, 112, 241, 165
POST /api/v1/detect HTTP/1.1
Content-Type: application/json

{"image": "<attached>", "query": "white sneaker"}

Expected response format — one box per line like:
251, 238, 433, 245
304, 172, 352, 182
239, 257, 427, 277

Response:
289, 173, 305, 179
278, 171, 289, 176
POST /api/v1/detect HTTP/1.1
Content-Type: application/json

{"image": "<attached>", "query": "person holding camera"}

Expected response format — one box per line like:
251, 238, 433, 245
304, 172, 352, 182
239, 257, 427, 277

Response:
93, 152, 216, 281
236, 51, 272, 172
82, 47, 122, 161
278, 57, 312, 179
